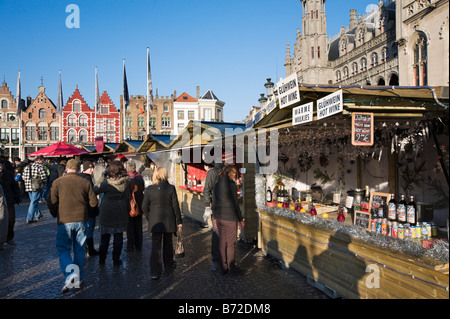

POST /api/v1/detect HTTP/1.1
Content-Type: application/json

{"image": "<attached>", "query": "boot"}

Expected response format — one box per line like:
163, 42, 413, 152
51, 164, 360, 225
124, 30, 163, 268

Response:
86, 238, 98, 256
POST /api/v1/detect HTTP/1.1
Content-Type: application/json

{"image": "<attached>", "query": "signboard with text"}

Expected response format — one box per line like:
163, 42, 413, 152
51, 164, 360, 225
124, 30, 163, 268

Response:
277, 73, 300, 109
292, 102, 313, 126
351, 112, 374, 146
317, 90, 343, 120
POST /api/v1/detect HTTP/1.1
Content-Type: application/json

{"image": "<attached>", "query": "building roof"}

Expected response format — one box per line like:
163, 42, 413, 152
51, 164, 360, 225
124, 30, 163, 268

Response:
174, 92, 197, 103
200, 90, 220, 101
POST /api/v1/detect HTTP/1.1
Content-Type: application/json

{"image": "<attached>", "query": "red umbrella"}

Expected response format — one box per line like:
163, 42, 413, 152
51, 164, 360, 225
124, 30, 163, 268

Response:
28, 141, 90, 157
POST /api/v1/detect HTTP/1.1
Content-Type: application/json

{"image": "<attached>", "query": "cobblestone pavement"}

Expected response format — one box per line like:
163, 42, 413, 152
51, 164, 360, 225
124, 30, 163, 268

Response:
1, 198, 329, 302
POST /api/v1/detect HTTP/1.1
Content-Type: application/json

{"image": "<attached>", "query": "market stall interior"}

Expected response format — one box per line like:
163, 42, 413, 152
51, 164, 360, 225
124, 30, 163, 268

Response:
251, 84, 449, 299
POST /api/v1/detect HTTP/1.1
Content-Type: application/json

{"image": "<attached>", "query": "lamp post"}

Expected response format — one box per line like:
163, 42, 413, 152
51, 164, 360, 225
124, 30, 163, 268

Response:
264, 78, 274, 99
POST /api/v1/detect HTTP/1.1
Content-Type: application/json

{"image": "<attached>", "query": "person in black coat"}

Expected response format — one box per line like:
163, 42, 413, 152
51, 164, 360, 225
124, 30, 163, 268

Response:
142, 167, 182, 280
0, 162, 21, 245
212, 165, 245, 275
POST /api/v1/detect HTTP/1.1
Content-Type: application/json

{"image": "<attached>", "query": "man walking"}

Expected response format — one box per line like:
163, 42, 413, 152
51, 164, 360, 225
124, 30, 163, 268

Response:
22, 156, 48, 224
48, 159, 98, 293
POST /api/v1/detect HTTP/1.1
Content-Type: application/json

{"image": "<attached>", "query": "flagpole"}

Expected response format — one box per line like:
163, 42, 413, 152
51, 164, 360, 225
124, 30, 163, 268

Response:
123, 59, 126, 141
57, 69, 63, 142
146, 47, 150, 136
16, 70, 22, 160
95, 66, 99, 139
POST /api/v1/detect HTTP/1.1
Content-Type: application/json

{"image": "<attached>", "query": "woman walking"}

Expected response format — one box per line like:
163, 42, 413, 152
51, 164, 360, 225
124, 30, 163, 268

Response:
142, 167, 182, 280
94, 161, 130, 266
212, 165, 245, 275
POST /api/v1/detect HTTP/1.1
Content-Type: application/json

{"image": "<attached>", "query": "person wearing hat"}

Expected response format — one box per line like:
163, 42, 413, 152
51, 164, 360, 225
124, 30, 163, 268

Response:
48, 159, 98, 293
79, 160, 99, 256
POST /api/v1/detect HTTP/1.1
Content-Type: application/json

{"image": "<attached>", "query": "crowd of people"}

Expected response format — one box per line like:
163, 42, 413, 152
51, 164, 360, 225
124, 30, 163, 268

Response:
0, 154, 244, 293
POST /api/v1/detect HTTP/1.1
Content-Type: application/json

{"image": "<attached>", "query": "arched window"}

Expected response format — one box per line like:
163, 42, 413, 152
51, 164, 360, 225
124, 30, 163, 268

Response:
343, 66, 349, 79
79, 114, 88, 127
352, 62, 358, 75
79, 130, 88, 142
360, 58, 367, 71
358, 29, 365, 46
413, 33, 427, 86
68, 114, 76, 126
381, 47, 388, 63
336, 71, 341, 82
1, 100, 7, 109
68, 130, 77, 142
340, 39, 347, 55
73, 100, 81, 112
39, 108, 46, 119
371, 52, 378, 67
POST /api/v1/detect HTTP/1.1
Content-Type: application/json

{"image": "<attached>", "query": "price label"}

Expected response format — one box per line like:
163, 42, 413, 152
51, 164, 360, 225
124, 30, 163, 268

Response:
352, 112, 374, 146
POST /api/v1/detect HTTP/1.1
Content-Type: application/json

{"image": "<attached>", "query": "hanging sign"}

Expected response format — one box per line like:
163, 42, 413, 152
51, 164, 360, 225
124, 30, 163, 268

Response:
95, 136, 104, 153
317, 89, 343, 120
277, 73, 300, 109
292, 102, 313, 126
351, 112, 374, 146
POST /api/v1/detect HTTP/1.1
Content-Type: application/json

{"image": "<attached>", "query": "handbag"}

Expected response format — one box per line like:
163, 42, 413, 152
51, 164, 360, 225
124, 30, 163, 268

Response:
29, 166, 44, 191
128, 181, 139, 217
175, 225, 185, 258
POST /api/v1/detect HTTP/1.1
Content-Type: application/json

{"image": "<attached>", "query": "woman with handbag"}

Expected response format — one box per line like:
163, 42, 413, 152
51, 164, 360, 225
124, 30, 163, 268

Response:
142, 167, 182, 280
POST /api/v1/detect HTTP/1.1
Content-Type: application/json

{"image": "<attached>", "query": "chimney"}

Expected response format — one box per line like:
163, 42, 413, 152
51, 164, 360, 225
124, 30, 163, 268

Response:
196, 86, 200, 99
349, 9, 357, 30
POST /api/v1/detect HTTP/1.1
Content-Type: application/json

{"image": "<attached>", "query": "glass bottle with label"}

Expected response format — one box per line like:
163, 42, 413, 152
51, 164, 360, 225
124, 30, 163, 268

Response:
360, 186, 370, 212
406, 195, 417, 225
397, 194, 407, 224
388, 194, 397, 221
266, 186, 272, 203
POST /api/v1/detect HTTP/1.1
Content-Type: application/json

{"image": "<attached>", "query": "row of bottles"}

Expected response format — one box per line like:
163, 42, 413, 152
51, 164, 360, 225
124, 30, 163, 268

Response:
388, 194, 418, 225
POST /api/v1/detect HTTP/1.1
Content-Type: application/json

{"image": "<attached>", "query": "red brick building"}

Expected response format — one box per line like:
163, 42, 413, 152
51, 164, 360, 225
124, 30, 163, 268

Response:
95, 91, 120, 143
62, 86, 95, 144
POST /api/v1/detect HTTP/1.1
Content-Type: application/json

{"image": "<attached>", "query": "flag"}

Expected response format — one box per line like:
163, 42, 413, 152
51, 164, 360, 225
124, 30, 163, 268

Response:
147, 47, 153, 111
95, 66, 100, 113
123, 59, 129, 107
16, 70, 21, 115
56, 70, 63, 115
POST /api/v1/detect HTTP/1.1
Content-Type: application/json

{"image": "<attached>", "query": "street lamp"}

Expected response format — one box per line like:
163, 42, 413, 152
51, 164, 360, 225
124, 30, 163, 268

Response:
264, 78, 274, 99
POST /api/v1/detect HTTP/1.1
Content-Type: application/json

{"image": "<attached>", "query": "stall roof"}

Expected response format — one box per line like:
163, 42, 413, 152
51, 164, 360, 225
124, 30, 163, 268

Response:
82, 143, 116, 155
168, 120, 246, 149
253, 85, 449, 130
114, 140, 144, 154
137, 134, 176, 153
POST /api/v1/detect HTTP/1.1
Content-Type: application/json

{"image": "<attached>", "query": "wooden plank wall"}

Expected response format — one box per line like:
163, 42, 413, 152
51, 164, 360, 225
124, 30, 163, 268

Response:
258, 209, 449, 299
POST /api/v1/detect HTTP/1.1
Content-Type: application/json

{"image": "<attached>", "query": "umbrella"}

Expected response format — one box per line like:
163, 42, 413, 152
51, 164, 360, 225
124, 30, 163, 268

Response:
28, 141, 91, 157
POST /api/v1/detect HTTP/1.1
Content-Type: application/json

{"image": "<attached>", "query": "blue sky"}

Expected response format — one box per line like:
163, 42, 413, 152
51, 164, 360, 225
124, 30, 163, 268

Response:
1, 0, 379, 122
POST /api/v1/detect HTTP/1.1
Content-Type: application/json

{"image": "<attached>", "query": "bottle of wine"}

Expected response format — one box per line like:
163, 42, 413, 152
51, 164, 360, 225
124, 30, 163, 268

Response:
406, 195, 417, 225
361, 185, 370, 213
388, 194, 396, 221
266, 186, 272, 203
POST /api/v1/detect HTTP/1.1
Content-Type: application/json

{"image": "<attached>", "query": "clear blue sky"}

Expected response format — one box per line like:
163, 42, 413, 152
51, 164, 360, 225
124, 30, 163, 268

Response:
1, 0, 379, 123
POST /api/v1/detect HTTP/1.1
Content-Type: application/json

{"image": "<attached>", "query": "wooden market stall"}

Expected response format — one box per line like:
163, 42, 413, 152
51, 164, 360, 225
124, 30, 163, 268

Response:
165, 120, 258, 243
251, 84, 449, 298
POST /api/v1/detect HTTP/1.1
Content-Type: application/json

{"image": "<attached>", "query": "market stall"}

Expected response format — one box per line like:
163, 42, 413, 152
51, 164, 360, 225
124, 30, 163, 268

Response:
252, 84, 449, 298
164, 120, 258, 243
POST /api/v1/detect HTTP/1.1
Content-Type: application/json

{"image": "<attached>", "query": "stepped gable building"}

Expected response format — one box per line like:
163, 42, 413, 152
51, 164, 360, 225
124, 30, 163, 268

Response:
120, 90, 175, 140
62, 86, 95, 144
0, 82, 20, 159
22, 85, 61, 156
95, 91, 120, 143
284, 0, 448, 87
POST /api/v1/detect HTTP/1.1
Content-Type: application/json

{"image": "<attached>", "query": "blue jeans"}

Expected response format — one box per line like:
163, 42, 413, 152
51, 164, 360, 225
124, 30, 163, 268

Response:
56, 222, 87, 280
27, 191, 43, 221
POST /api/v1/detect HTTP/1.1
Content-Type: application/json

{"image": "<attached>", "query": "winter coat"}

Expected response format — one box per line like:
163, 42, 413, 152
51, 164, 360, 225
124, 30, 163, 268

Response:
0, 185, 8, 244
202, 163, 224, 206
128, 171, 145, 216
94, 175, 130, 229
142, 180, 182, 234
78, 172, 99, 218
0, 169, 20, 206
22, 162, 48, 192
49, 172, 98, 225
212, 175, 243, 222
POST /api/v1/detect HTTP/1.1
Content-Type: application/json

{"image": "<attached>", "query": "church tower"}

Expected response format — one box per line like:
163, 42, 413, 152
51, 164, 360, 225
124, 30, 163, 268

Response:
296, 0, 332, 84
